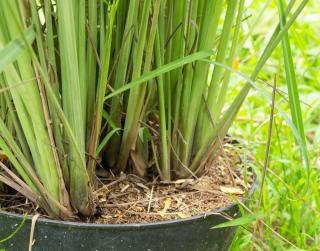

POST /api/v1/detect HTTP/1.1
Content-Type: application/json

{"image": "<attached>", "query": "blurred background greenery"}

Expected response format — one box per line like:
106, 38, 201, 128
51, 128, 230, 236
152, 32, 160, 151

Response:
227, 1, 319, 250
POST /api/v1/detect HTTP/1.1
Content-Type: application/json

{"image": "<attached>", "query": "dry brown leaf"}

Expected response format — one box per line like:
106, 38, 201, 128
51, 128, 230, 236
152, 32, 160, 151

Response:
174, 179, 194, 184
158, 198, 172, 217
220, 186, 244, 195
175, 179, 194, 189
101, 215, 112, 220
177, 213, 191, 218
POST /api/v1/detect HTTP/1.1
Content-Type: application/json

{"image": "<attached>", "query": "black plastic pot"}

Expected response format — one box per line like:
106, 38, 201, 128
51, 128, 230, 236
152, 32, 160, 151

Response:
0, 179, 257, 251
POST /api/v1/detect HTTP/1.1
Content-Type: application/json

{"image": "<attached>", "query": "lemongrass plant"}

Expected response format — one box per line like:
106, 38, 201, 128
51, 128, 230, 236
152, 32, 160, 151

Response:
0, 0, 307, 219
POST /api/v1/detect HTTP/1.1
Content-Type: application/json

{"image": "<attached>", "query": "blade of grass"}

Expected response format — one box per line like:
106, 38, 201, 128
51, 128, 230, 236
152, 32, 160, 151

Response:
0, 27, 35, 72
0, 214, 27, 243
96, 128, 121, 156
278, 0, 306, 146
211, 214, 264, 229
104, 50, 215, 100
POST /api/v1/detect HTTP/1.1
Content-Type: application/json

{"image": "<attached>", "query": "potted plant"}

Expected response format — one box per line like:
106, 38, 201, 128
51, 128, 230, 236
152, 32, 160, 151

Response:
0, 0, 307, 250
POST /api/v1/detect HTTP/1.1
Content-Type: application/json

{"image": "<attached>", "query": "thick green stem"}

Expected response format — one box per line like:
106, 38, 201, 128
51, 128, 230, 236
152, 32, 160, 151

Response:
155, 30, 170, 181
196, 0, 238, 151
118, 0, 160, 173
106, 0, 138, 168
177, 0, 223, 174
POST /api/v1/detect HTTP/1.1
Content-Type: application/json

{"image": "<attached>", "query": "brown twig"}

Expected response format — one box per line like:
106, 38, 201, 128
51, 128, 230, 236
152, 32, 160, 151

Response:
147, 185, 154, 213
29, 214, 40, 251
258, 75, 277, 208
254, 75, 277, 239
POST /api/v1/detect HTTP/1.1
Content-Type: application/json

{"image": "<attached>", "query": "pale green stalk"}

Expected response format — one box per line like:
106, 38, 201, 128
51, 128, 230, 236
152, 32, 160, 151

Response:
197, 0, 238, 150
42, 0, 69, 183
87, 0, 118, 180
56, 0, 92, 215
78, 0, 87, 122
215, 0, 246, 119
169, 0, 186, 95
118, 0, 157, 173
155, 30, 170, 180
164, 0, 173, 149
86, 0, 98, 144
0, 75, 30, 160
178, 0, 223, 174
106, 0, 138, 168
181, 0, 199, 123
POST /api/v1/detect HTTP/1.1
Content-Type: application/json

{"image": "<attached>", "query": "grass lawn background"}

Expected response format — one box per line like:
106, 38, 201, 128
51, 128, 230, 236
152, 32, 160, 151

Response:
228, 1, 319, 250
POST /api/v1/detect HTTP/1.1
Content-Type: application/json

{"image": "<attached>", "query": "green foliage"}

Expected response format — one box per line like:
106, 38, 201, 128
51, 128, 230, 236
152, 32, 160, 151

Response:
0, 0, 308, 221
211, 214, 264, 229
228, 1, 319, 249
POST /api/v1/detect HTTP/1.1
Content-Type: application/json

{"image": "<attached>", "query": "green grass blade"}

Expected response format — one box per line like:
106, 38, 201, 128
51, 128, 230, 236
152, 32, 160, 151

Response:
0, 214, 27, 243
211, 214, 264, 229
0, 27, 35, 73
96, 128, 121, 156
251, 0, 308, 81
278, 0, 306, 146
104, 50, 215, 100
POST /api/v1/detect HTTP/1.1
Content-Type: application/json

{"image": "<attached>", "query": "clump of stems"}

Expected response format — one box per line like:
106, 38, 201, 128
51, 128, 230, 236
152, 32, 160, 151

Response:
0, 0, 307, 218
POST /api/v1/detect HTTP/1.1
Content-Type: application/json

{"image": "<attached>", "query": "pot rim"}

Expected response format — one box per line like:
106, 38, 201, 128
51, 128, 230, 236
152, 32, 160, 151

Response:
0, 176, 258, 230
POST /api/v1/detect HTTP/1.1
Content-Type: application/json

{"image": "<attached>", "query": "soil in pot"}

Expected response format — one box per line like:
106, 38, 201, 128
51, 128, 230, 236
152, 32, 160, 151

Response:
0, 141, 255, 224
